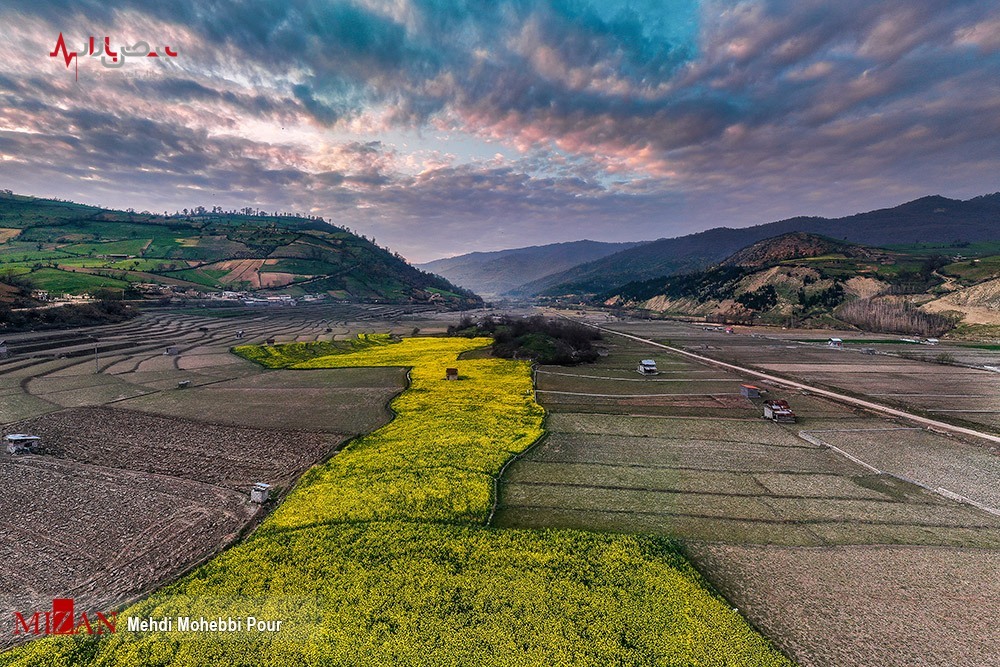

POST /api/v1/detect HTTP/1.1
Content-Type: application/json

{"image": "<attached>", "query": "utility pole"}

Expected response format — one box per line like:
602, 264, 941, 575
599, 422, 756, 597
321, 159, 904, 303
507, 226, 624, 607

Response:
90, 336, 99, 373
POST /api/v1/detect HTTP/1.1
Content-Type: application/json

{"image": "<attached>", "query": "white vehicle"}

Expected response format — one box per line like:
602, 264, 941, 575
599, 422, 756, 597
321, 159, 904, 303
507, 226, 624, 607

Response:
637, 359, 658, 375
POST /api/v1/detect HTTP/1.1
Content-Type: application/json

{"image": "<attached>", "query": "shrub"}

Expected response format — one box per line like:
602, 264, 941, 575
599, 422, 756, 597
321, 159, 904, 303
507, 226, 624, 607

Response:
449, 315, 602, 365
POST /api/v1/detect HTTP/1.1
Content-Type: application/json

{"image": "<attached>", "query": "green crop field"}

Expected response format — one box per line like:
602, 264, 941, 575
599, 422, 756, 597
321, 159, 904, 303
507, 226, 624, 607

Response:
24, 267, 130, 292
1, 336, 792, 666
0, 195, 100, 227
164, 267, 227, 288
61, 238, 153, 257
885, 240, 1000, 257
0, 242, 73, 263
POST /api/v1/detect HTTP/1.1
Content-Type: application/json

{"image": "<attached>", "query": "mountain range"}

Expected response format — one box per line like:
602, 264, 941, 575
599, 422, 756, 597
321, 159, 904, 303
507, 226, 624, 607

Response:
416, 240, 642, 297
423, 194, 1000, 297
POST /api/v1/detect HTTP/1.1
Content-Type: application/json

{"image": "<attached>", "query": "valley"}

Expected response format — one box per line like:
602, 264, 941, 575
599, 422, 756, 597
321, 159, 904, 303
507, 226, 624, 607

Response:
2, 304, 998, 665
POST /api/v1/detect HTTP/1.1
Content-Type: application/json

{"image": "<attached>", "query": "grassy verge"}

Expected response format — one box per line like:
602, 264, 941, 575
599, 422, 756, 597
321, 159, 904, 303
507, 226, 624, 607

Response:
1, 337, 793, 666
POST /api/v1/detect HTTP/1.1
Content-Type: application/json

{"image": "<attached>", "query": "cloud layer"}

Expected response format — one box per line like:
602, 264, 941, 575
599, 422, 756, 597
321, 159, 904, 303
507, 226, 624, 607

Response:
1, 0, 998, 261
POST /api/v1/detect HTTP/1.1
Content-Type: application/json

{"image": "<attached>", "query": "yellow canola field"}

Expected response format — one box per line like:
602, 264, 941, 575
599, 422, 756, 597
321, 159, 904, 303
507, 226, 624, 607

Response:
1, 336, 793, 667
267, 337, 541, 528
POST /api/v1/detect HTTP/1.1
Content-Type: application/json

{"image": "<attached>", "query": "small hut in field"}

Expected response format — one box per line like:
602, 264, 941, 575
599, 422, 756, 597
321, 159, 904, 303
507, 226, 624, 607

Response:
250, 482, 271, 503
5, 434, 40, 455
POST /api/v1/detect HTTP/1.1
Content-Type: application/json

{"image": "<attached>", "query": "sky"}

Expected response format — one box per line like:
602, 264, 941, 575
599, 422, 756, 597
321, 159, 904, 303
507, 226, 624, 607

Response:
1, 1, 999, 263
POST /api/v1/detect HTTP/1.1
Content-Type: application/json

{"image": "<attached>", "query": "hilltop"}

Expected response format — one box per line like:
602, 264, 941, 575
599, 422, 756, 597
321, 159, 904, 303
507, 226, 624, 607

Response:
0, 191, 479, 307
719, 232, 877, 268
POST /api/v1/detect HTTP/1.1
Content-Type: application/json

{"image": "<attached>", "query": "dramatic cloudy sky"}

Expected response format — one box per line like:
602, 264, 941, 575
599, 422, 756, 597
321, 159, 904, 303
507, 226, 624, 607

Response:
1, 1, 999, 261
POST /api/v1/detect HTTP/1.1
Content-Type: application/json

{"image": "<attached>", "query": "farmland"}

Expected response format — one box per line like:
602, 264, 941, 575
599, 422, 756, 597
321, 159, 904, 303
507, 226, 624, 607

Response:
3, 305, 999, 665
492, 314, 1000, 666
0, 322, 792, 666
607, 318, 1000, 434
0, 304, 428, 652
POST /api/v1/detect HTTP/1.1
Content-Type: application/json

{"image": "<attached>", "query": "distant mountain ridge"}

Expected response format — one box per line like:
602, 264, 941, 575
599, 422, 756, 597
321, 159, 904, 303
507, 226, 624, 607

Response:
516, 194, 1000, 296
417, 239, 644, 297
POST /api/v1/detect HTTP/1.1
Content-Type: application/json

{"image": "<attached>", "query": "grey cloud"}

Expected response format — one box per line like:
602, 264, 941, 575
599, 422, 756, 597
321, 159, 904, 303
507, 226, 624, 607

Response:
2, 1, 1000, 261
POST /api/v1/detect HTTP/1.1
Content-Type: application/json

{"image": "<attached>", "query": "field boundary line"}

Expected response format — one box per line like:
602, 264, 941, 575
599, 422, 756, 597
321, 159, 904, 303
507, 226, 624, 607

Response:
805, 427, 923, 434
869, 394, 993, 398
797, 431, 881, 474
934, 488, 1000, 517
504, 479, 938, 503
501, 503, 996, 529
540, 377, 740, 382
487, 362, 548, 526
537, 389, 740, 398
535, 369, 732, 381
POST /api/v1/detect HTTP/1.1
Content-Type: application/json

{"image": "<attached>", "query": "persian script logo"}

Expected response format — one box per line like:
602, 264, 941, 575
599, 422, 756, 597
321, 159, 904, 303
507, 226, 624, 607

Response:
50, 32, 179, 79
13, 598, 117, 636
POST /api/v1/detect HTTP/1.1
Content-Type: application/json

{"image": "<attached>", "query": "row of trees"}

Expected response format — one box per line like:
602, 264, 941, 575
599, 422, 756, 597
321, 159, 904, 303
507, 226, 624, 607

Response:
168, 205, 327, 221
836, 298, 956, 337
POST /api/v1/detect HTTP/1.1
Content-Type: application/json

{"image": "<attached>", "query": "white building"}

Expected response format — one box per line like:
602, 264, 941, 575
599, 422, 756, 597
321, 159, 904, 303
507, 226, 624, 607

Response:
250, 482, 271, 503
5, 434, 40, 455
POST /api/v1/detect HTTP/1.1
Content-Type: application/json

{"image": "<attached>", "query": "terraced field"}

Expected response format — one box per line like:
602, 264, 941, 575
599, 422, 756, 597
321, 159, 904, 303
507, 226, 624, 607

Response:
0, 303, 432, 651
6, 306, 998, 665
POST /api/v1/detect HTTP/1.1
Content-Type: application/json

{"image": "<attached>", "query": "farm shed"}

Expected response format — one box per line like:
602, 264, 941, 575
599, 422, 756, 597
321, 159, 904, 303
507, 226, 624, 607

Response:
763, 400, 796, 423
828, 338, 843, 348
250, 482, 271, 503
637, 359, 658, 375
0, 340, 8, 359
164, 345, 181, 355
446, 368, 459, 381
5, 434, 40, 455
740, 384, 761, 398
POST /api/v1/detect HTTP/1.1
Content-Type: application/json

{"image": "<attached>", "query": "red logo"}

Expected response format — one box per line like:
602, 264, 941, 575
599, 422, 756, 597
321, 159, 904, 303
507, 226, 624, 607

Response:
13, 599, 117, 636
49, 32, 180, 80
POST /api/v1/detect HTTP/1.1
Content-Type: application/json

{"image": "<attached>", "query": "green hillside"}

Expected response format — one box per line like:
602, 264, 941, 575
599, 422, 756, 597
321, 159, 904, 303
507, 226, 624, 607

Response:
602, 233, 981, 336
0, 191, 480, 306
